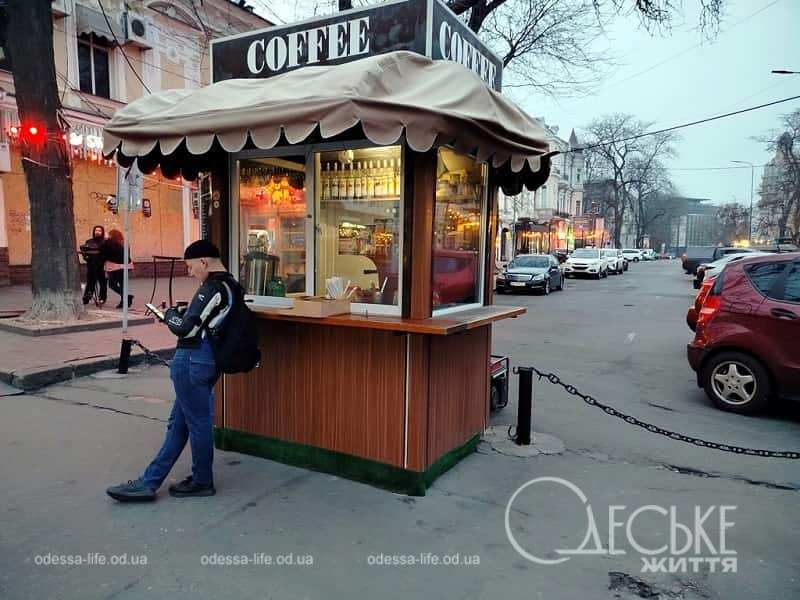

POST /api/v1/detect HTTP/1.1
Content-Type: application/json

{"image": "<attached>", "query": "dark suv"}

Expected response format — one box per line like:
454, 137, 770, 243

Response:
687, 253, 800, 414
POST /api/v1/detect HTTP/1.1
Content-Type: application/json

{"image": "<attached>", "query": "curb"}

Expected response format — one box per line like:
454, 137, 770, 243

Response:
0, 347, 175, 392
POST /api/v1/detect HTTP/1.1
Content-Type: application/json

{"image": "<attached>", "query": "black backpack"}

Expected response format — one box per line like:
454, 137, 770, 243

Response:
206, 278, 261, 374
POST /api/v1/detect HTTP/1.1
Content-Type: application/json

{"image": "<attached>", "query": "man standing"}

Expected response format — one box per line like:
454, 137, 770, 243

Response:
79, 225, 107, 305
106, 240, 235, 501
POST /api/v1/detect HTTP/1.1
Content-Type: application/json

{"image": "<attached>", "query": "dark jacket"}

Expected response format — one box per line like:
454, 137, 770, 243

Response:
80, 226, 106, 267
165, 272, 234, 349
100, 238, 131, 265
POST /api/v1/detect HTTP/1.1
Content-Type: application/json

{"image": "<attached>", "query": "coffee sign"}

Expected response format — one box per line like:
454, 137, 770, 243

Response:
211, 0, 502, 91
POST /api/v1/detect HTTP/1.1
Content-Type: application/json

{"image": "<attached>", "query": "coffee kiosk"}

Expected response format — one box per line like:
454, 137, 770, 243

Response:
104, 0, 552, 495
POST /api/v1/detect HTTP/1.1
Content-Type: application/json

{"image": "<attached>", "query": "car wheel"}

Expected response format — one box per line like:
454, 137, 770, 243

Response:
702, 352, 771, 414
542, 279, 550, 295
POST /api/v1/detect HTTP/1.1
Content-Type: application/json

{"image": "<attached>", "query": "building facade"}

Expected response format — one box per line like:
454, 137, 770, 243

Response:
0, 0, 268, 285
497, 124, 585, 260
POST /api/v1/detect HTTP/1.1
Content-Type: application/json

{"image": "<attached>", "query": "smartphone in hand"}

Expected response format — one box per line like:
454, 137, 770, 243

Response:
145, 303, 166, 321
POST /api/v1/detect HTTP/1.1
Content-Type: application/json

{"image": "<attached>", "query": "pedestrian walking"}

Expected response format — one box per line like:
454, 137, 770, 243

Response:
79, 225, 107, 305
101, 229, 134, 309
106, 240, 237, 502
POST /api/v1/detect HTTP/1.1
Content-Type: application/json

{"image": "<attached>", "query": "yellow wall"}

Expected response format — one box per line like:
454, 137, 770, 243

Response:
125, 46, 144, 102
3, 149, 193, 265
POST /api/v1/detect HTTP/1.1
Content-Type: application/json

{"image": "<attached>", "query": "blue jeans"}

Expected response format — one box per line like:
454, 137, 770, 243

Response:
140, 338, 219, 491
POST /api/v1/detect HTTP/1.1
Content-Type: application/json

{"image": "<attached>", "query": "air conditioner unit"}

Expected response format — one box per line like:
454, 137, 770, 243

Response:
0, 143, 11, 173
52, 0, 71, 19
124, 12, 155, 49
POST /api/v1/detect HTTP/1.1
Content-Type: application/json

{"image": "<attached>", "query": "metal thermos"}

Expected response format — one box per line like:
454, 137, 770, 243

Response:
244, 251, 278, 296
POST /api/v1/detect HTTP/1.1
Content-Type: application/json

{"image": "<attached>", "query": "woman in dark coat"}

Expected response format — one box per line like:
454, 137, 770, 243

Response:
101, 229, 134, 309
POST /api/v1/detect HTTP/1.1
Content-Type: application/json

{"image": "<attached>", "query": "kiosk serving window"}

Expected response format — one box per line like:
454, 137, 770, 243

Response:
432, 148, 487, 311
237, 156, 308, 298
315, 146, 403, 310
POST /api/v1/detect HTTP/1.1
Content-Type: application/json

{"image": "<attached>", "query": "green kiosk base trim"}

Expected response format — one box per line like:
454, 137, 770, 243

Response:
213, 427, 480, 496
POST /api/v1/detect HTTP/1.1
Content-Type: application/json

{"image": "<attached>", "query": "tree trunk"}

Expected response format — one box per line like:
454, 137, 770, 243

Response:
7, 0, 84, 320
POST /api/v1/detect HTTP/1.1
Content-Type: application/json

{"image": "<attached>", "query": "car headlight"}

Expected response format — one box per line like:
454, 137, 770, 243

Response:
533, 274, 545, 281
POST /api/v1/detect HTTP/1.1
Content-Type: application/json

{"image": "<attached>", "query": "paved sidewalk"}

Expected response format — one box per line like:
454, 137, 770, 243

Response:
0, 277, 199, 389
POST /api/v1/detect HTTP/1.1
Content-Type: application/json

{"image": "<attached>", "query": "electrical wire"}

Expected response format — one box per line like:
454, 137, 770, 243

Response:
55, 70, 113, 120
97, 0, 152, 94
562, 94, 800, 155
53, 24, 204, 87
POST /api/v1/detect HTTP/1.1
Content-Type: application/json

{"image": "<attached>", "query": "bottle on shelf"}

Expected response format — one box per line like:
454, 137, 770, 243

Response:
366, 160, 375, 198
330, 162, 340, 200
321, 162, 331, 201
374, 159, 385, 197
345, 162, 355, 199
354, 162, 363, 199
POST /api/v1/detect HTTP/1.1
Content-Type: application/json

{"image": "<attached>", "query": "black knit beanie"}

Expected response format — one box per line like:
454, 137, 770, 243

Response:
184, 239, 221, 260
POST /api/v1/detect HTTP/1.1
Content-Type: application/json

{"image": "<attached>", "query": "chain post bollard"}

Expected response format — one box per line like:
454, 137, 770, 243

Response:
518, 364, 800, 459
511, 366, 534, 445
118, 339, 133, 374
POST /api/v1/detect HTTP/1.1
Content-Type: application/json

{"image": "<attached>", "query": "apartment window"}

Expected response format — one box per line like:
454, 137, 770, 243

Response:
78, 34, 111, 98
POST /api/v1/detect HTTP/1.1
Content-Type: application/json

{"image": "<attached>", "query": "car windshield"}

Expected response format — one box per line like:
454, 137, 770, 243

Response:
572, 249, 599, 258
510, 256, 550, 268
623, 249, 637, 254
601, 250, 617, 257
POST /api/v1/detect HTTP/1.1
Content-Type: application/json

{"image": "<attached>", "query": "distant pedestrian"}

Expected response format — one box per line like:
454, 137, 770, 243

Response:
101, 229, 134, 309
79, 225, 107, 305
106, 240, 235, 502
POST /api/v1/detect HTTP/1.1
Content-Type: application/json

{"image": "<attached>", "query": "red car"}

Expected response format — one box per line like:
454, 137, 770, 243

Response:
432, 249, 478, 307
686, 276, 715, 332
687, 253, 800, 414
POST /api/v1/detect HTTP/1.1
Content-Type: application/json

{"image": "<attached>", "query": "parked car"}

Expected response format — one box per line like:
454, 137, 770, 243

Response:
711, 246, 761, 262
687, 252, 800, 414
622, 248, 643, 262
601, 248, 625, 274
564, 247, 609, 279
496, 254, 564, 294
681, 246, 715, 274
641, 249, 656, 261
686, 276, 715, 332
693, 252, 771, 289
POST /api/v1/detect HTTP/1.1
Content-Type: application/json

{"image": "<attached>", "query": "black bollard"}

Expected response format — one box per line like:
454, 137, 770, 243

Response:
514, 367, 533, 445
118, 339, 133, 374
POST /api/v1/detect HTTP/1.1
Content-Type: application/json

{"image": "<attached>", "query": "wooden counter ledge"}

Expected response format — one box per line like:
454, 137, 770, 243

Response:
248, 304, 525, 335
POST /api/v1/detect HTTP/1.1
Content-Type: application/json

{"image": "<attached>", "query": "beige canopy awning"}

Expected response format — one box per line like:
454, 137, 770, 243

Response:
103, 51, 551, 193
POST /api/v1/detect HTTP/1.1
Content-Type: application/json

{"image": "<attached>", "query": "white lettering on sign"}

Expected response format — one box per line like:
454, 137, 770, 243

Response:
439, 21, 497, 88
246, 17, 370, 75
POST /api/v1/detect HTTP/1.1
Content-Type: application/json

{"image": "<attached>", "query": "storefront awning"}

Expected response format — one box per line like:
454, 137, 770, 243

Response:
76, 5, 125, 44
103, 51, 551, 193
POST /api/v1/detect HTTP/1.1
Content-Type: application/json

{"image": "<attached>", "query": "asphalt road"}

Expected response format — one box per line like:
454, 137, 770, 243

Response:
0, 259, 798, 600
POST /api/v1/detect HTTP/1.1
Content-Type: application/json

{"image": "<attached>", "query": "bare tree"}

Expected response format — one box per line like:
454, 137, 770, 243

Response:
6, 0, 84, 321
481, 0, 611, 95
716, 202, 750, 245
626, 134, 677, 247
757, 109, 800, 242
449, 0, 725, 35
582, 115, 677, 247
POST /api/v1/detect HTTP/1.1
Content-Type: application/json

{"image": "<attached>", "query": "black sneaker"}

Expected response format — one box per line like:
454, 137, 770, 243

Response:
168, 475, 215, 498
106, 479, 156, 502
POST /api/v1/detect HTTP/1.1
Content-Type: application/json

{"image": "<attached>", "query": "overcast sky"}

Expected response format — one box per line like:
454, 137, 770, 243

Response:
250, 0, 800, 206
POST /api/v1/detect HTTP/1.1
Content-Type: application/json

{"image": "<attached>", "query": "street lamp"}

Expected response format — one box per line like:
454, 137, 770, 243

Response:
732, 160, 755, 243
771, 69, 800, 75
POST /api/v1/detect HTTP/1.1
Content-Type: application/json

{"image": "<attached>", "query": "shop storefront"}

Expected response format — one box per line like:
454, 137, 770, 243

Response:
103, 0, 551, 495
0, 112, 200, 285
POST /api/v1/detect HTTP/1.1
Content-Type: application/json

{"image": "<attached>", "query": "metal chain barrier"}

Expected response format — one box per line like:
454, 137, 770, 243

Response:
130, 340, 172, 369
517, 366, 800, 459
